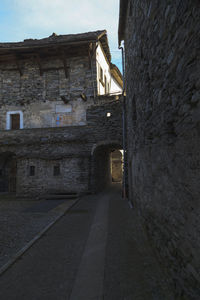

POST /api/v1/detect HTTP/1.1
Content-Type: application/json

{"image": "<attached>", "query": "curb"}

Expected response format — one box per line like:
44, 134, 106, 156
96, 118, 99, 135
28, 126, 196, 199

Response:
0, 198, 80, 277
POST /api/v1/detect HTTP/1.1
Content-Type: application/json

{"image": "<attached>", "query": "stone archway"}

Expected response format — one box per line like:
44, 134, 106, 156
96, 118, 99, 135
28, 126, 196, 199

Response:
90, 141, 123, 193
0, 152, 17, 193
111, 150, 123, 182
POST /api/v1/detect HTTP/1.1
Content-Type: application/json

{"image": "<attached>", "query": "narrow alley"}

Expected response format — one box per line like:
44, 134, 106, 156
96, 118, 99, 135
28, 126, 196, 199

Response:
0, 185, 173, 300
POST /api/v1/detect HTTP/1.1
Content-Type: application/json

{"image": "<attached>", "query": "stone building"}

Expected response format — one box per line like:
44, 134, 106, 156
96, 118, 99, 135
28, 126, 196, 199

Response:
119, 0, 200, 298
0, 30, 123, 197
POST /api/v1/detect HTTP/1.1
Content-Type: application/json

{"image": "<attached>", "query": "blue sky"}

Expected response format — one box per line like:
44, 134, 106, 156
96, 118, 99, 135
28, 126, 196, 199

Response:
0, 0, 122, 70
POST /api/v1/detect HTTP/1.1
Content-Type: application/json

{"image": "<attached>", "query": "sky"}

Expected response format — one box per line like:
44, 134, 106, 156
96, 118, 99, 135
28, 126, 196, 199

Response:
0, 0, 122, 70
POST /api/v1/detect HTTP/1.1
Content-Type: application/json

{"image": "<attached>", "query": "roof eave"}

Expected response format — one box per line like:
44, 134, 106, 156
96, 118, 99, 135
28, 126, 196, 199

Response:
0, 30, 106, 50
111, 64, 123, 88
98, 31, 111, 62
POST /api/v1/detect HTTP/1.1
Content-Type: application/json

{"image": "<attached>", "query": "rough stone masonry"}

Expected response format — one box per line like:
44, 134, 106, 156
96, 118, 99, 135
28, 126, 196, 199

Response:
119, 0, 200, 298
0, 30, 123, 197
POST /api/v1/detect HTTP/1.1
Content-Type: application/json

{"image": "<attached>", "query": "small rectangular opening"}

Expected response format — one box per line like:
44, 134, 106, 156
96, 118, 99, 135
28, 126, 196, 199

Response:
54, 165, 60, 176
11, 114, 20, 130
29, 166, 35, 176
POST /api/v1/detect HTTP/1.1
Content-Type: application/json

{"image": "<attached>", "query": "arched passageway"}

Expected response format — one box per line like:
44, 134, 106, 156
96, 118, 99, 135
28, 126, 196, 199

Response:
91, 142, 123, 192
111, 150, 123, 183
0, 152, 17, 193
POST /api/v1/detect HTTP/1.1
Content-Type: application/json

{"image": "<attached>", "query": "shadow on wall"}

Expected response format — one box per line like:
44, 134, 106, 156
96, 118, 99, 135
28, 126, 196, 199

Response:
0, 152, 17, 193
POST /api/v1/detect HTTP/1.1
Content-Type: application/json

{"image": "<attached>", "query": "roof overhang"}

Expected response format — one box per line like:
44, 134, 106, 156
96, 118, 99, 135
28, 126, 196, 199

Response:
0, 30, 111, 63
110, 63, 123, 88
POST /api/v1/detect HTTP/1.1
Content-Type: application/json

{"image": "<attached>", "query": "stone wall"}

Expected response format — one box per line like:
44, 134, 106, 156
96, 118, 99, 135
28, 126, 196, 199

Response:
123, 0, 200, 298
0, 55, 97, 129
87, 97, 123, 141
0, 126, 90, 196
17, 157, 89, 197
0, 96, 123, 197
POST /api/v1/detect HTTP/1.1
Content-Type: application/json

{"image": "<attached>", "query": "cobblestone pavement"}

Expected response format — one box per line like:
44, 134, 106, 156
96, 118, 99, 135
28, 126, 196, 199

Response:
0, 187, 174, 299
0, 194, 77, 268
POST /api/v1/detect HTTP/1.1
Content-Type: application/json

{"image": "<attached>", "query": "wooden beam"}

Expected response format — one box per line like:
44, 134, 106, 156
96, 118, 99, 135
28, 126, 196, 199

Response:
0, 46, 89, 63
34, 54, 43, 76
60, 51, 70, 78
42, 67, 63, 72
0, 68, 19, 72
88, 43, 93, 69
15, 56, 24, 76
88, 42, 97, 69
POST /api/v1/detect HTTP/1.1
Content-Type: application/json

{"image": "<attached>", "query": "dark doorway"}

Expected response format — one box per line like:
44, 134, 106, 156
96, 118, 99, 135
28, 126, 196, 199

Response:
11, 114, 20, 130
0, 153, 17, 193
91, 143, 123, 193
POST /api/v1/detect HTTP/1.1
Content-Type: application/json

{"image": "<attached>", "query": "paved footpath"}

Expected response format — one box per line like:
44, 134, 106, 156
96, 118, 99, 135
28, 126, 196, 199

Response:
0, 186, 174, 300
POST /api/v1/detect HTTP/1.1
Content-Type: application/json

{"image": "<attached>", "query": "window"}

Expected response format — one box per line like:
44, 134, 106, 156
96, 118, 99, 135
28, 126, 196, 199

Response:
11, 114, 20, 129
29, 166, 35, 176
99, 66, 103, 82
6, 111, 23, 130
107, 83, 110, 94
104, 76, 107, 94
53, 165, 60, 176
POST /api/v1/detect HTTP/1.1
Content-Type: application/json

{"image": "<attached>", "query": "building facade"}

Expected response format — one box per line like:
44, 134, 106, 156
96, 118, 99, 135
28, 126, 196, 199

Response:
119, 0, 200, 298
0, 30, 123, 197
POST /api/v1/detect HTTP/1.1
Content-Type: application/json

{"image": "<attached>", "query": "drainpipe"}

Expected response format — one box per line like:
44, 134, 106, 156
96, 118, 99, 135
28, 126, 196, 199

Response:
118, 44, 127, 200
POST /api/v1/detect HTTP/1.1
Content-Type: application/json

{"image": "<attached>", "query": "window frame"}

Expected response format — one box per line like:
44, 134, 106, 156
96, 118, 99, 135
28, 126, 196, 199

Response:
6, 111, 23, 130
